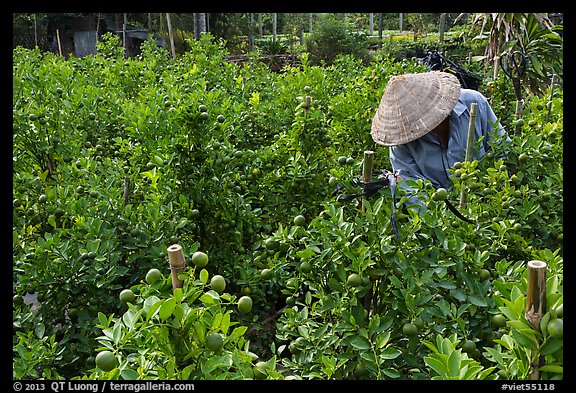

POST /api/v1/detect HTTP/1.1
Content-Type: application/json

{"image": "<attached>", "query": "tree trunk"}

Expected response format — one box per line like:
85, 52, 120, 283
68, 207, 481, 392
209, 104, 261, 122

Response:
399, 13, 403, 33
369, 13, 374, 35
166, 13, 176, 58
249, 13, 254, 51
439, 13, 446, 43
194, 13, 207, 39
258, 13, 263, 37
272, 13, 277, 42
308, 13, 313, 33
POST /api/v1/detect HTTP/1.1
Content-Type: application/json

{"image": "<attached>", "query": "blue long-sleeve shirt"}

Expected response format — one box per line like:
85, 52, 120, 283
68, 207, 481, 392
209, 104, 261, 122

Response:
389, 88, 508, 205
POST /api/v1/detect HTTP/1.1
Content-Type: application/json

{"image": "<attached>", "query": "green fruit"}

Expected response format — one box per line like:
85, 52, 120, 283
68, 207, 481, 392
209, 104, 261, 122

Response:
518, 153, 529, 164
547, 318, 563, 339
252, 361, 267, 380
432, 187, 448, 201
492, 314, 507, 328
338, 156, 347, 165
347, 273, 362, 287
402, 322, 418, 337
354, 362, 369, 379
191, 251, 209, 267
328, 176, 338, 188
205, 333, 224, 351
260, 268, 272, 280
210, 275, 226, 293
145, 268, 162, 284
479, 269, 491, 281
264, 238, 279, 251
238, 296, 253, 313
199, 104, 208, 112
293, 215, 306, 226
346, 157, 355, 165
217, 114, 226, 123
119, 289, 135, 304
299, 261, 312, 274
462, 339, 476, 354
555, 304, 563, 318
95, 350, 117, 372
39, 194, 48, 203
286, 296, 296, 306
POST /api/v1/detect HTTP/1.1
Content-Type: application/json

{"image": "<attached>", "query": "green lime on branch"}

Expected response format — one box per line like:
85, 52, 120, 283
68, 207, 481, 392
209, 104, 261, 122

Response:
402, 322, 418, 337
95, 350, 117, 372
119, 289, 135, 304
205, 333, 224, 351
191, 251, 209, 267
432, 187, 448, 201
252, 361, 268, 380
145, 268, 162, 284
293, 214, 306, 226
547, 318, 563, 339
210, 275, 226, 293
347, 273, 361, 287
260, 268, 272, 280
238, 296, 253, 313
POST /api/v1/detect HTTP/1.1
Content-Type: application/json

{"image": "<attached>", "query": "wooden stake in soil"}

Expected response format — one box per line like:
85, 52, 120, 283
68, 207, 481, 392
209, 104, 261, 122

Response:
361, 150, 374, 212
546, 74, 556, 123
525, 260, 547, 380
525, 260, 547, 331
459, 102, 478, 209
514, 99, 524, 136
167, 244, 187, 290
56, 29, 62, 56
123, 176, 130, 206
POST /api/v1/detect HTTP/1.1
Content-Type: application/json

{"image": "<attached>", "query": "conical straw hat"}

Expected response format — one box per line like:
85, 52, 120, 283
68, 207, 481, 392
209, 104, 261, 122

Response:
371, 71, 461, 146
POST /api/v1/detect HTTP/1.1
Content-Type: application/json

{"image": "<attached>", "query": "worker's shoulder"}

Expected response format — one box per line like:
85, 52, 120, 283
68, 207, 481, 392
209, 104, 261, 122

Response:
459, 88, 488, 104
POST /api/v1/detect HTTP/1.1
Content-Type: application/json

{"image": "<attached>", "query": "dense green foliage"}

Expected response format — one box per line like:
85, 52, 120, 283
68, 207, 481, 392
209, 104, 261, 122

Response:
13, 33, 563, 381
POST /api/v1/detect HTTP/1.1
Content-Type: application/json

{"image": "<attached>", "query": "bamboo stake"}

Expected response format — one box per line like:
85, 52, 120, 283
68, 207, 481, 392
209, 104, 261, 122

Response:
525, 260, 547, 380
459, 102, 478, 209
361, 150, 374, 212
514, 99, 524, 136
546, 74, 556, 123
167, 244, 187, 291
361, 150, 374, 313
56, 29, 62, 56
123, 176, 130, 206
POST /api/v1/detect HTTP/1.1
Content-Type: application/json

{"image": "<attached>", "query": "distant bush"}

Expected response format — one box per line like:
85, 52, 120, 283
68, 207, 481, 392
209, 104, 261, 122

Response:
305, 16, 370, 66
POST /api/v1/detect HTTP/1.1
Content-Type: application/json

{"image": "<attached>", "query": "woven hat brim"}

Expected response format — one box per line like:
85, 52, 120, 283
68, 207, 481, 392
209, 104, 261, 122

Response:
371, 71, 461, 146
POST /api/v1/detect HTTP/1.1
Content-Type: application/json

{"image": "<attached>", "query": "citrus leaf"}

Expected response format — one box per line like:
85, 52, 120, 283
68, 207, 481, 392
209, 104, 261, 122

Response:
159, 298, 176, 321
349, 335, 371, 350
35, 323, 45, 339
538, 364, 563, 373
468, 294, 488, 307
380, 346, 401, 359
120, 369, 139, 380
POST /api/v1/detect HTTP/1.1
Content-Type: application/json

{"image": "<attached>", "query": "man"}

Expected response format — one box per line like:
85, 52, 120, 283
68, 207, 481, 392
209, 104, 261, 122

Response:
371, 71, 508, 206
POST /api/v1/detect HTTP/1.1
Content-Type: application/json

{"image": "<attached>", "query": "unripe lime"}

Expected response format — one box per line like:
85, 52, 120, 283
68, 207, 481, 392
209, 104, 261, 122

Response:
119, 289, 135, 304
547, 318, 563, 339
95, 350, 117, 372
253, 361, 267, 380
205, 333, 224, 351
260, 268, 272, 280
432, 187, 448, 201
210, 275, 226, 293
238, 296, 253, 313
146, 268, 162, 284
191, 251, 209, 267
347, 273, 362, 287
402, 322, 418, 337
462, 339, 476, 353
299, 261, 313, 274
293, 215, 306, 226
